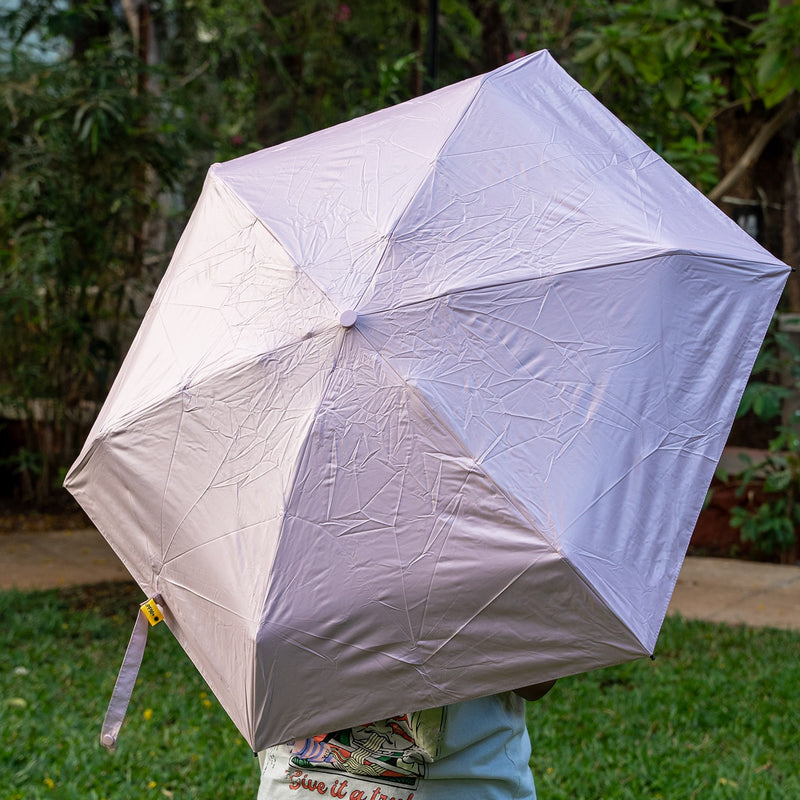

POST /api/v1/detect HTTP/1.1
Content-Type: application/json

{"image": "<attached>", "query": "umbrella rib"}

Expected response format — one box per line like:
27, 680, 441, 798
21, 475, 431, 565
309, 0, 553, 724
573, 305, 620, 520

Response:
160, 384, 266, 562
160, 404, 187, 558
211, 170, 347, 324
356, 249, 787, 321
97, 326, 342, 441
558, 555, 652, 657
259, 330, 350, 593
161, 519, 270, 567
423, 549, 649, 663
163, 219, 265, 291
159, 575, 255, 625
563, 437, 717, 539
413, 479, 467, 642
352, 76, 486, 312
387, 463, 420, 646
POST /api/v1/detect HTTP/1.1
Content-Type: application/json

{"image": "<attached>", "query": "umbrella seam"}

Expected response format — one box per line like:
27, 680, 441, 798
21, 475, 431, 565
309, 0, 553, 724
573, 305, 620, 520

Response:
352, 76, 486, 312
80, 330, 343, 441
209, 167, 347, 321
66, 249, 786, 448
557, 555, 651, 655
354, 249, 788, 320
256, 327, 351, 625
346, 321, 556, 553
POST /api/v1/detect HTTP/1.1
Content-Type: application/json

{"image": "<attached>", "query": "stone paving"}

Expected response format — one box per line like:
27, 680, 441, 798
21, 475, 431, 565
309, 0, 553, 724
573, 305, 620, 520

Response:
2, 526, 799, 632
667, 555, 800, 631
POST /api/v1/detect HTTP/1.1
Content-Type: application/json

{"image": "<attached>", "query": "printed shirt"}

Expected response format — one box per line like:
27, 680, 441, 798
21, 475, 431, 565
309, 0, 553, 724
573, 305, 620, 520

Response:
256, 694, 537, 800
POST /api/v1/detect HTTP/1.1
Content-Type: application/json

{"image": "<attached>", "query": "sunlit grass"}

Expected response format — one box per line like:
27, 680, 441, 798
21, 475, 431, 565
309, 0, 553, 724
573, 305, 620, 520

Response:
528, 616, 800, 799
3, 584, 799, 799
1, 583, 255, 799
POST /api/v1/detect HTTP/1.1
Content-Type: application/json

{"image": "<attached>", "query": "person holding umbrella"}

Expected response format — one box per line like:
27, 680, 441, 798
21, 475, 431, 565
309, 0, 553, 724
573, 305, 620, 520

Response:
65, 52, 788, 780
256, 681, 556, 799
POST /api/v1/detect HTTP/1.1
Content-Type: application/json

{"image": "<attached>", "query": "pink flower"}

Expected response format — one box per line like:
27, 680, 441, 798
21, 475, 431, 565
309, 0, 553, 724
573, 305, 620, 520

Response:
507, 49, 527, 62
230, 134, 244, 146
334, 3, 351, 22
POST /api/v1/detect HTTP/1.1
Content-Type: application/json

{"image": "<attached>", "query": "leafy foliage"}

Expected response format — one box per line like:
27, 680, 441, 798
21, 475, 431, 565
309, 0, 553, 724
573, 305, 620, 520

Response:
752, 1, 800, 108
737, 324, 796, 422
1, 0, 799, 504
728, 324, 800, 561
1, 6, 191, 501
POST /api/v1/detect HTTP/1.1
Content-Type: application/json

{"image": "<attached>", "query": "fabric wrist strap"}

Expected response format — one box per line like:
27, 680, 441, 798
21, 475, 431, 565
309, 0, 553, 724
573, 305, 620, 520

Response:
100, 597, 163, 752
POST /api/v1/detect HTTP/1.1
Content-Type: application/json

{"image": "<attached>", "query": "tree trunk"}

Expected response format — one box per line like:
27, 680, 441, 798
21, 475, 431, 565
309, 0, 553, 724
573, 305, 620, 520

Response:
468, 0, 510, 71
712, 0, 800, 305
254, 1, 306, 146
715, 96, 800, 305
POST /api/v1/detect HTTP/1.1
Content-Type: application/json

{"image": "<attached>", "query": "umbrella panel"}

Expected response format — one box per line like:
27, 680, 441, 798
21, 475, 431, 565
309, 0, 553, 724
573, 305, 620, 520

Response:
64, 50, 790, 751
252, 330, 647, 746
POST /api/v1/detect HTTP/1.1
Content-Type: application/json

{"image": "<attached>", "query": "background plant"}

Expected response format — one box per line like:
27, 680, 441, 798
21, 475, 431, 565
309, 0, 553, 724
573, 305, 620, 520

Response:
727, 322, 800, 562
1, 3, 190, 503
2, 0, 799, 506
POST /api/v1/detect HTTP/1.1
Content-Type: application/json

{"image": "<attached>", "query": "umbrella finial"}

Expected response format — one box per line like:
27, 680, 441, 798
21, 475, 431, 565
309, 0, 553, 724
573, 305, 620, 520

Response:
339, 309, 357, 328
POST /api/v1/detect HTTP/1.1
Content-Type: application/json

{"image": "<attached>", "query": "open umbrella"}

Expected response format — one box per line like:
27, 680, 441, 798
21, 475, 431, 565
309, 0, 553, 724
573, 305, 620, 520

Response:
65, 50, 789, 751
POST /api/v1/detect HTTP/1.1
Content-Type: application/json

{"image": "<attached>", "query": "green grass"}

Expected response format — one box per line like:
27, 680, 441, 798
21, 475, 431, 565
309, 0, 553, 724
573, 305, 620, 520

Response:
2, 585, 799, 799
1, 583, 255, 799
528, 617, 800, 799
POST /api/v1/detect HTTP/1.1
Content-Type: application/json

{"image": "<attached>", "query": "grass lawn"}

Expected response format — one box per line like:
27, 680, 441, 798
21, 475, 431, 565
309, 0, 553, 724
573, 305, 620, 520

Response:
2, 583, 255, 800
2, 583, 799, 799
528, 616, 800, 799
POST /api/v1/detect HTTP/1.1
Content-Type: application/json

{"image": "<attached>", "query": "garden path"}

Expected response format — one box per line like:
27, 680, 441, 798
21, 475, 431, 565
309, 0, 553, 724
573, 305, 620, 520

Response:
1, 525, 799, 631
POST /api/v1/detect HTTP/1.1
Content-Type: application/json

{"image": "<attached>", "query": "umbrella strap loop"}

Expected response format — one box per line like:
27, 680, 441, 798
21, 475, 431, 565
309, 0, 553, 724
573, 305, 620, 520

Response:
100, 596, 163, 752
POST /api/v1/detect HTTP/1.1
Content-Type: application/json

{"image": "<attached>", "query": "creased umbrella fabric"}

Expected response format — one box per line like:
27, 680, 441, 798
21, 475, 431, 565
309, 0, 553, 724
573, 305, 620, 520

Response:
65, 50, 789, 750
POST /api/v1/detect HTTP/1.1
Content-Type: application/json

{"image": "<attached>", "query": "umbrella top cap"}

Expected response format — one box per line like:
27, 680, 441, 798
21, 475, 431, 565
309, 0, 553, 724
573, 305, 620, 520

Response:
339, 310, 357, 328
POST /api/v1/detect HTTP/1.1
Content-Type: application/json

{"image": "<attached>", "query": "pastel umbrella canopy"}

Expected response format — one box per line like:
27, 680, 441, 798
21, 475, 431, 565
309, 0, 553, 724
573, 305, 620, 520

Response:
65, 51, 789, 750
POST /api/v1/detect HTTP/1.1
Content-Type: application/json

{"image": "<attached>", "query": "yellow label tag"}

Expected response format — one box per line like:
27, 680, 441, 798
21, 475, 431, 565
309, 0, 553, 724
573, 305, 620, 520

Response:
140, 598, 163, 626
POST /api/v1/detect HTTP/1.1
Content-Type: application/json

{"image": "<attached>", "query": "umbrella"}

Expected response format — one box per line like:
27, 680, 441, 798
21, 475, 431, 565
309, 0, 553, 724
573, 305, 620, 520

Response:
65, 50, 789, 751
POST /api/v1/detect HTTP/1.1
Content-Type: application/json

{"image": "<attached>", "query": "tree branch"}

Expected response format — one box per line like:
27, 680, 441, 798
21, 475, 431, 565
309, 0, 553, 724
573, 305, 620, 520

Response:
708, 95, 799, 203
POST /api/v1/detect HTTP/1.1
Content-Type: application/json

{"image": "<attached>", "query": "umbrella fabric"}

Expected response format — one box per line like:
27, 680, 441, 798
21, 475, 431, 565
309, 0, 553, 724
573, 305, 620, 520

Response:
65, 50, 789, 750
